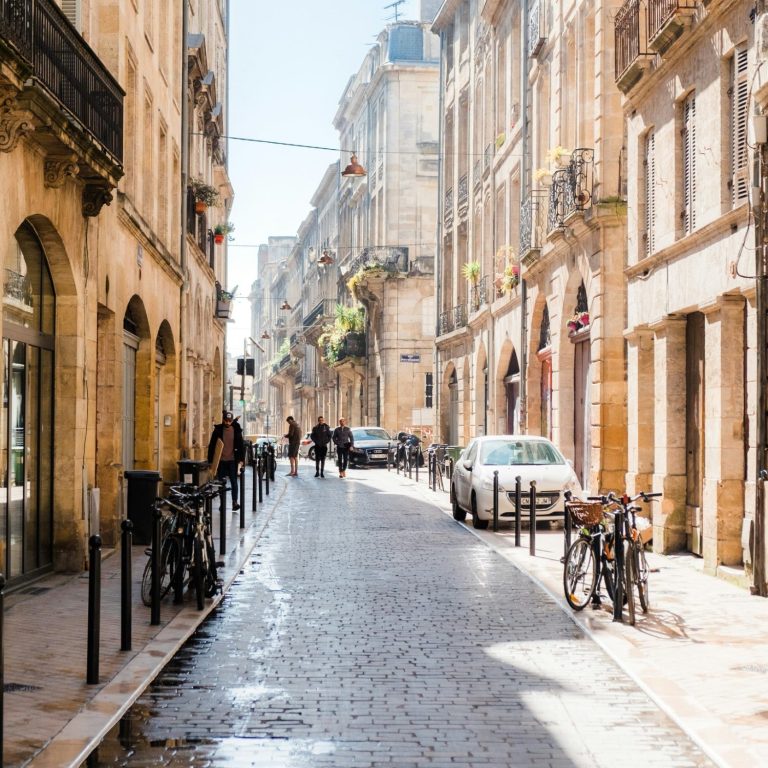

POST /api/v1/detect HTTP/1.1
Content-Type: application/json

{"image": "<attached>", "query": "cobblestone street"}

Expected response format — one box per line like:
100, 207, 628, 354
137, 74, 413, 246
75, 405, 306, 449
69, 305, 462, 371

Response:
92, 465, 712, 767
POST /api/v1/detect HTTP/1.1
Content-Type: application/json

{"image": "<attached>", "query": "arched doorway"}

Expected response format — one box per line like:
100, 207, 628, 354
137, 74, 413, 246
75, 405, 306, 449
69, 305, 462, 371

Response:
448, 367, 458, 445
538, 305, 553, 440
122, 298, 151, 470
569, 282, 591, 489
504, 350, 520, 434
2, 223, 56, 582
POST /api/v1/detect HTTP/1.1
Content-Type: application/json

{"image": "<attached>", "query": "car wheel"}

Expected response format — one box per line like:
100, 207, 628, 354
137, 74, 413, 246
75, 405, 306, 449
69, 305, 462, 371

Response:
308, 447, 315, 461
451, 486, 467, 521
471, 493, 489, 530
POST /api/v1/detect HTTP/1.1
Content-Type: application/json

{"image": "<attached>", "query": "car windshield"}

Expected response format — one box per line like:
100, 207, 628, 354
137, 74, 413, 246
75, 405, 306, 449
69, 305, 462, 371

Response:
353, 428, 390, 440
480, 439, 564, 466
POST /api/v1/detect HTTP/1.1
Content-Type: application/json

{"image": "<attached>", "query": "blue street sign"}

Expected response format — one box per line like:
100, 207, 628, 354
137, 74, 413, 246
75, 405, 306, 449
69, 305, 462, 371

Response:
400, 354, 421, 363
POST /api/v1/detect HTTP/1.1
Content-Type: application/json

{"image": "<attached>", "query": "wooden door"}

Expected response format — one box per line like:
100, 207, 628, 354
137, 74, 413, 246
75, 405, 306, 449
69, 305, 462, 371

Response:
574, 339, 591, 489
686, 313, 705, 555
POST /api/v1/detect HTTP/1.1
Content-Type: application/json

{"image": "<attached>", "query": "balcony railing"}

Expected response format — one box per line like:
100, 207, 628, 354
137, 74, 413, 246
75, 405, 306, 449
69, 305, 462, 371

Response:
337, 331, 366, 362
439, 309, 453, 336
520, 189, 548, 263
547, 148, 594, 232
470, 274, 490, 312
444, 187, 454, 227
347, 246, 409, 276
614, 0, 651, 91
303, 297, 336, 329
647, 0, 696, 53
31, 0, 123, 160
528, 0, 546, 57
484, 144, 492, 174
473, 157, 482, 190
1, 0, 33, 59
457, 173, 469, 218
453, 303, 467, 329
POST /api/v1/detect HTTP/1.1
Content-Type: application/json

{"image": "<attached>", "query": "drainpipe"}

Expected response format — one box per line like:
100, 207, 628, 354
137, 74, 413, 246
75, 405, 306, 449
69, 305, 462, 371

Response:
519, 0, 530, 434
434, 29, 445, 440
179, 0, 190, 455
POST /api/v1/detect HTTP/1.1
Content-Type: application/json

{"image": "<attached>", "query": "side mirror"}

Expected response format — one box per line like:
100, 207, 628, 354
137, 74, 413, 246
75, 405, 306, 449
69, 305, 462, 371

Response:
462, 460, 473, 471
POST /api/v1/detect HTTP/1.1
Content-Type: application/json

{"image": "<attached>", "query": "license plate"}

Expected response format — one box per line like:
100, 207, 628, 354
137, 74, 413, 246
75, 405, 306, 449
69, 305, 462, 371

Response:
519, 494, 557, 507
371, 449, 386, 455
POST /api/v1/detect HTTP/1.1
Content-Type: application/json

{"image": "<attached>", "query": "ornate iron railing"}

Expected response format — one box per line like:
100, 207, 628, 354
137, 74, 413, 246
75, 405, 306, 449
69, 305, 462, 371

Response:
547, 148, 594, 231
32, 0, 123, 159
444, 187, 454, 227
473, 157, 482, 189
520, 189, 548, 257
453, 303, 467, 329
439, 309, 453, 336
457, 173, 469, 217
614, 0, 644, 81
647, 0, 696, 42
528, 0, 545, 57
470, 274, 490, 312
0, 0, 33, 59
484, 144, 492, 173
303, 297, 336, 328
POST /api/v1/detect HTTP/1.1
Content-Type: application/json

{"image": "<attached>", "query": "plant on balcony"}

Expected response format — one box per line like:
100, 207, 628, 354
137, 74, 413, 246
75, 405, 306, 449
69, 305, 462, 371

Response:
347, 264, 386, 300
213, 221, 235, 244
546, 146, 572, 167
189, 178, 220, 212
495, 132, 506, 149
215, 283, 234, 319
567, 310, 590, 335
461, 260, 481, 285
499, 263, 520, 295
533, 167, 553, 186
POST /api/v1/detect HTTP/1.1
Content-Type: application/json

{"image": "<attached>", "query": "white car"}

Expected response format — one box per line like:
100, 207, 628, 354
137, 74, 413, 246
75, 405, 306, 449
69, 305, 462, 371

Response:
450, 435, 582, 529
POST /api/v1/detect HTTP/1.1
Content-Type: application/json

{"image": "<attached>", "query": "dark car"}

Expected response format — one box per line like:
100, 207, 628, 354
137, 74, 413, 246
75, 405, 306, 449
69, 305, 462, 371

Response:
349, 427, 392, 466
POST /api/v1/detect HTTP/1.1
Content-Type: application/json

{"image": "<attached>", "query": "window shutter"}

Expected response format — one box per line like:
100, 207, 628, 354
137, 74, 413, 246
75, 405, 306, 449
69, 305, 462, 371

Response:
644, 131, 656, 256
683, 92, 696, 235
731, 46, 749, 206
60, 0, 80, 28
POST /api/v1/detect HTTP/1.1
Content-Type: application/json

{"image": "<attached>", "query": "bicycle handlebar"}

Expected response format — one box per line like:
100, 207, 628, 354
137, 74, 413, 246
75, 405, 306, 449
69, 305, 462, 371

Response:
587, 491, 661, 505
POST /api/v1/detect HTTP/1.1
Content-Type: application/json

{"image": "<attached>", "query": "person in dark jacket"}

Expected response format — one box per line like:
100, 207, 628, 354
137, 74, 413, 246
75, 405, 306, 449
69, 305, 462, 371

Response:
332, 417, 354, 478
310, 415, 332, 478
207, 411, 245, 510
285, 416, 302, 476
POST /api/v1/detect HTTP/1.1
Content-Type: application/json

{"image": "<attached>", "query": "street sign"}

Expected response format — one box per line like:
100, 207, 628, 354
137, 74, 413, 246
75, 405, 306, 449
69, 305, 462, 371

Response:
400, 353, 421, 363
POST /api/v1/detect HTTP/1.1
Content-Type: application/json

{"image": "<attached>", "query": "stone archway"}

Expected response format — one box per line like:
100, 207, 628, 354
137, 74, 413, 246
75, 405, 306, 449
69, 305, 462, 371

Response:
122, 296, 152, 469
155, 320, 177, 480
475, 341, 488, 436
440, 361, 458, 445
495, 338, 520, 435
462, 357, 471, 444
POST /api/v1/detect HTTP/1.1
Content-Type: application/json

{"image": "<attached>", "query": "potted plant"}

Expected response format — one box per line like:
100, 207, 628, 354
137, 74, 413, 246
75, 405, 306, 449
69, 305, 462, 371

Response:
213, 222, 235, 244
462, 260, 481, 285
215, 283, 234, 319
189, 178, 220, 213
546, 145, 572, 168
533, 167, 553, 187
501, 263, 520, 294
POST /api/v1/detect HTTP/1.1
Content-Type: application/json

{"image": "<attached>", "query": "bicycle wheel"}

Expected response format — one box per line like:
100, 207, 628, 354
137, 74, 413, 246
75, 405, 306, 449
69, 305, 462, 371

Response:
140, 537, 177, 607
204, 540, 218, 598
624, 543, 636, 626
192, 537, 205, 610
563, 538, 597, 611
636, 542, 650, 612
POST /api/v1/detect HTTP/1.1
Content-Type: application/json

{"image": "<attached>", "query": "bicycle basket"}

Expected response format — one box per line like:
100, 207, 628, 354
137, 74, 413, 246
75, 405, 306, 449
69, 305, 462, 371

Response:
565, 501, 603, 526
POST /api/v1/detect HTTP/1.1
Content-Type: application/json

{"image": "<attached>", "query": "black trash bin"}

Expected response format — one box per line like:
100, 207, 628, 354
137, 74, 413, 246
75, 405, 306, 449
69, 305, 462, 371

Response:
177, 459, 210, 487
124, 470, 161, 545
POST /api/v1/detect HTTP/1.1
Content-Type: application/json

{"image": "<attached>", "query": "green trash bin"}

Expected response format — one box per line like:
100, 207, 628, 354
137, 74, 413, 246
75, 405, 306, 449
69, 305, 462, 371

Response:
124, 470, 161, 545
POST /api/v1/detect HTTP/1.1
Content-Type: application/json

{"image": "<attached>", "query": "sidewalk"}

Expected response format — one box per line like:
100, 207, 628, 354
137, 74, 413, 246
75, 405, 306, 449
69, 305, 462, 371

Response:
379, 465, 768, 768
4, 468, 286, 768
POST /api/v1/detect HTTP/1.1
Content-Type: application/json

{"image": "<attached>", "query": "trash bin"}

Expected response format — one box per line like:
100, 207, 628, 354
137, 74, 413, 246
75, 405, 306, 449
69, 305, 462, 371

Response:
124, 470, 161, 545
177, 459, 210, 486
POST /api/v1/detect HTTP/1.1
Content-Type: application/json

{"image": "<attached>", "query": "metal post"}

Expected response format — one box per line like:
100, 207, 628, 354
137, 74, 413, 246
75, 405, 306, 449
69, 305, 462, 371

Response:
252, 452, 257, 513
563, 491, 572, 562
0, 572, 5, 759
415, 448, 419, 482
219, 484, 227, 555
150, 507, 162, 624
431, 452, 436, 492
514, 475, 522, 547
492, 470, 499, 532
448, 456, 454, 481
87, 535, 102, 684
239, 465, 245, 529
529, 481, 537, 556
120, 520, 133, 652
265, 452, 270, 496
258, 454, 263, 502
613, 509, 625, 622
408, 449, 412, 479
269, 444, 275, 481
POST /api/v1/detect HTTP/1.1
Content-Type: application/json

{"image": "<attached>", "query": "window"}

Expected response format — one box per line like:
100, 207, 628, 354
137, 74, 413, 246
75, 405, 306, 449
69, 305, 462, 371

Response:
61, 0, 80, 29
682, 92, 696, 235
425, 372, 433, 408
644, 130, 655, 255
731, 46, 749, 206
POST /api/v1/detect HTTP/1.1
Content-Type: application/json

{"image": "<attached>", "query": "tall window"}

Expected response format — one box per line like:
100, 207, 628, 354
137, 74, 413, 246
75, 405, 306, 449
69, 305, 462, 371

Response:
731, 46, 749, 206
682, 92, 696, 235
644, 130, 656, 255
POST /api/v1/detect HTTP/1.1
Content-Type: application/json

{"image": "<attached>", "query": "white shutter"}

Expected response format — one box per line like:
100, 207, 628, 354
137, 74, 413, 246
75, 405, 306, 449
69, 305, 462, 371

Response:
644, 131, 655, 255
60, 0, 80, 29
683, 92, 696, 235
731, 46, 749, 206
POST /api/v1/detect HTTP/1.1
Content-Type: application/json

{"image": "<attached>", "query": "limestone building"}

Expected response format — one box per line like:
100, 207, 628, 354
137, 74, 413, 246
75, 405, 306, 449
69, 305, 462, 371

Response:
0, 0, 232, 586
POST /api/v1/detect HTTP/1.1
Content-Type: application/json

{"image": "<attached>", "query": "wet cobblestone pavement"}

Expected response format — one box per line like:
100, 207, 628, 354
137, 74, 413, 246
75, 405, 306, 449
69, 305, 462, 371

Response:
88, 468, 712, 767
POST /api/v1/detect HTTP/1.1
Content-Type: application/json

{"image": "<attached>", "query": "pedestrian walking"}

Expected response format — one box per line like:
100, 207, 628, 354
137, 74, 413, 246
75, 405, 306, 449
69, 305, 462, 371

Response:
332, 417, 354, 478
207, 411, 244, 510
310, 415, 332, 477
285, 416, 302, 476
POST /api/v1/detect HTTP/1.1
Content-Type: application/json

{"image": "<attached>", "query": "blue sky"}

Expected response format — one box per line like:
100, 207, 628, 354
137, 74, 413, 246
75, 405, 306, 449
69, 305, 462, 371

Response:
226, 0, 421, 351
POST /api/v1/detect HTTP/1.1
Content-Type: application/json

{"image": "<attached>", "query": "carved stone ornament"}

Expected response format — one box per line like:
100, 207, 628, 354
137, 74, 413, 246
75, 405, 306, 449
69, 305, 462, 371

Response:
0, 86, 34, 153
82, 183, 113, 217
44, 156, 79, 188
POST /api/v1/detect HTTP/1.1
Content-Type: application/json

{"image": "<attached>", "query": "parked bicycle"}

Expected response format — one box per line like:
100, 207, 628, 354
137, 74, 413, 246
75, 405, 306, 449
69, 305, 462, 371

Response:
140, 480, 224, 610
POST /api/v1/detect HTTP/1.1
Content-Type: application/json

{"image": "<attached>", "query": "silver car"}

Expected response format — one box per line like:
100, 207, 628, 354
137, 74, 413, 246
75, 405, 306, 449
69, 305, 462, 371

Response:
349, 427, 392, 466
451, 435, 582, 529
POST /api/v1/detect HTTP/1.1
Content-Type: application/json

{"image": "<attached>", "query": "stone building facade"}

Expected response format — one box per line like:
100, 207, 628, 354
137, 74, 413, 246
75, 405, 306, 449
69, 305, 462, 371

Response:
0, 0, 231, 586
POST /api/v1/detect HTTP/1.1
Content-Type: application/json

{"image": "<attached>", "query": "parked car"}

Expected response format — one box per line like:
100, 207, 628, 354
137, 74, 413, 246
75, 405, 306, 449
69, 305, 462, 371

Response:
299, 432, 314, 459
348, 426, 393, 466
450, 435, 582, 529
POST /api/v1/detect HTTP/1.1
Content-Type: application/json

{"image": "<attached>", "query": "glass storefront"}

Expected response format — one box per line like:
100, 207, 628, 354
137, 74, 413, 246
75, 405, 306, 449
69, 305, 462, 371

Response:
1, 223, 55, 584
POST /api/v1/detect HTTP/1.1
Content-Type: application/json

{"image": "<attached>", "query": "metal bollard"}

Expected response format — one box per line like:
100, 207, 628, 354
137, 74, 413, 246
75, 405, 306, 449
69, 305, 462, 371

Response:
514, 476, 522, 547
408, 450, 412, 480
431, 452, 436, 492
448, 456, 454, 481
258, 454, 264, 502
529, 481, 537, 556
492, 470, 499, 532
265, 454, 270, 496
219, 484, 227, 556
1, 572, 6, 756
252, 457, 257, 512
563, 491, 572, 562
269, 445, 276, 481
613, 510, 624, 623
120, 520, 133, 651
239, 466, 246, 529
87, 535, 102, 684
151, 507, 162, 623
415, 450, 419, 482
396, 446, 400, 475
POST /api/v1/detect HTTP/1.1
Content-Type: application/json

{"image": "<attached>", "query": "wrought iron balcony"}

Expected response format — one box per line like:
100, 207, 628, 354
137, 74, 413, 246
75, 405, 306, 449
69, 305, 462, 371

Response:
614, 0, 652, 92
439, 309, 453, 336
470, 274, 490, 313
457, 173, 469, 219
473, 157, 482, 191
303, 297, 336, 330
484, 144, 492, 174
453, 303, 467, 329
520, 189, 548, 265
547, 149, 594, 232
347, 246, 409, 276
647, 0, 696, 54
528, 0, 546, 57
337, 331, 366, 362
444, 187, 454, 228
